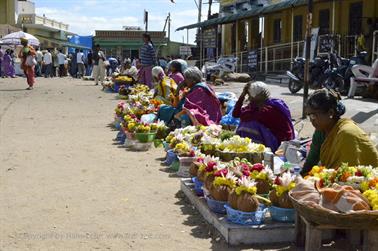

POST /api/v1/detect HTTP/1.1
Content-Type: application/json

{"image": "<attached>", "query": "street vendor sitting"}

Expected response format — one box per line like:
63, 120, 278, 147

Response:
152, 66, 177, 105
157, 67, 222, 127
120, 58, 138, 83
302, 89, 378, 173
168, 60, 185, 85
232, 81, 295, 152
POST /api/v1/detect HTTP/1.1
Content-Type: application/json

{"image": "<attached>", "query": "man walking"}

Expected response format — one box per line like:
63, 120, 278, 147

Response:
57, 49, 66, 77
43, 49, 52, 78
77, 49, 85, 78
36, 47, 43, 77
92, 44, 106, 86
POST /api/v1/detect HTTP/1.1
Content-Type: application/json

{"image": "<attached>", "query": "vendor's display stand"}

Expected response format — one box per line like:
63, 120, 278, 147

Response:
181, 178, 295, 245
291, 194, 378, 251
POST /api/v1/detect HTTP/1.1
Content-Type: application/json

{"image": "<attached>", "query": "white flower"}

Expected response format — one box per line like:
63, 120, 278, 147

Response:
238, 176, 256, 188
279, 172, 296, 187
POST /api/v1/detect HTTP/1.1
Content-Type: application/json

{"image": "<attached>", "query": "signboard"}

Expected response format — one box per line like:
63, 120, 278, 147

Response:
179, 46, 192, 56
202, 28, 216, 48
318, 34, 338, 54
247, 50, 258, 71
303, 27, 320, 61
220, 0, 235, 6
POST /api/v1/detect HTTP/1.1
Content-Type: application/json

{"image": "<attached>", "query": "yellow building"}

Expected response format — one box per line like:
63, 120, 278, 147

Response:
178, 0, 378, 72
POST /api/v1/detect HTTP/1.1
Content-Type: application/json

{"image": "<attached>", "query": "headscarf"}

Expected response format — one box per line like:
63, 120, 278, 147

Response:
248, 81, 271, 99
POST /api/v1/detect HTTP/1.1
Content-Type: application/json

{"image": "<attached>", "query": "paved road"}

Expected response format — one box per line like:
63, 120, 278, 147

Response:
0, 76, 374, 250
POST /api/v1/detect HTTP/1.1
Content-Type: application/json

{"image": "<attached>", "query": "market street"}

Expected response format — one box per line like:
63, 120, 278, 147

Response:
0, 77, 375, 250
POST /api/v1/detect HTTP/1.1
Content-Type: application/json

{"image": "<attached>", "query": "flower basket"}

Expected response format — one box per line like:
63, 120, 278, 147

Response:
177, 156, 196, 178
289, 192, 378, 229
269, 206, 296, 223
135, 132, 156, 143
224, 204, 267, 225
205, 195, 227, 214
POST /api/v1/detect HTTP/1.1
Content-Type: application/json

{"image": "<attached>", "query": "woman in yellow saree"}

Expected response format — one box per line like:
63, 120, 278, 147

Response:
152, 66, 177, 105
304, 89, 378, 171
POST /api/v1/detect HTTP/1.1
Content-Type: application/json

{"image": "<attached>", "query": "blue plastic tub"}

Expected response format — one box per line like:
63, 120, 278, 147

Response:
205, 196, 227, 214
224, 204, 267, 225
191, 177, 203, 196
269, 206, 296, 223
163, 150, 178, 166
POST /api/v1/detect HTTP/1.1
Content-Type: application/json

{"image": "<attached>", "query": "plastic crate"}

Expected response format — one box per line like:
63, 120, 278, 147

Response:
177, 156, 196, 178
129, 142, 152, 152
269, 206, 296, 223
224, 204, 267, 225
191, 177, 203, 196
205, 195, 227, 214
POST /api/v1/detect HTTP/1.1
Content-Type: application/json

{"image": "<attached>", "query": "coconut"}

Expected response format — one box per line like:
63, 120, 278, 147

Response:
204, 173, 215, 191
278, 192, 293, 208
236, 192, 259, 212
189, 162, 199, 177
269, 190, 280, 207
256, 179, 271, 195
197, 169, 206, 182
210, 185, 231, 201
228, 189, 239, 210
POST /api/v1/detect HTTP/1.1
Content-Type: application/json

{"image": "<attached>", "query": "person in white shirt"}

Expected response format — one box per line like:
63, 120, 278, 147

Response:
76, 49, 85, 78
43, 49, 52, 78
36, 48, 43, 77
57, 49, 66, 77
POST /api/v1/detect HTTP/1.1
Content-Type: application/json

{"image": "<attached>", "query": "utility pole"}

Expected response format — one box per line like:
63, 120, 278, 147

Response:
303, 0, 313, 118
168, 12, 171, 41
207, 0, 213, 19
197, 0, 203, 67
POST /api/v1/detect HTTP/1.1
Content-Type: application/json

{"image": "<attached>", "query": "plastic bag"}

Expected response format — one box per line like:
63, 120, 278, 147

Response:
140, 114, 157, 124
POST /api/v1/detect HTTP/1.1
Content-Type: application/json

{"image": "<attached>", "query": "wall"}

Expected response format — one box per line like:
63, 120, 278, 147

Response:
18, 0, 35, 14
0, 0, 17, 25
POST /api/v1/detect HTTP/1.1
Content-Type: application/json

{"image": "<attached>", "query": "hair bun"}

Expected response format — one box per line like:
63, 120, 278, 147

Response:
336, 102, 346, 116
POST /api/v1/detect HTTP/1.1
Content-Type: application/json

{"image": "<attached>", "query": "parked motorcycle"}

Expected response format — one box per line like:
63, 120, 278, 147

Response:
286, 56, 329, 94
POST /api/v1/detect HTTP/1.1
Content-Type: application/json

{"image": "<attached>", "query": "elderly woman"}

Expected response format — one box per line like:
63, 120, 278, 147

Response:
232, 82, 295, 151
120, 59, 138, 82
18, 37, 36, 90
152, 66, 177, 105
157, 67, 222, 127
302, 89, 378, 173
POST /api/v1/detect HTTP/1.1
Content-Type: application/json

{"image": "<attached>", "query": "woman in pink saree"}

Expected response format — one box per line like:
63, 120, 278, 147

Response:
173, 67, 222, 126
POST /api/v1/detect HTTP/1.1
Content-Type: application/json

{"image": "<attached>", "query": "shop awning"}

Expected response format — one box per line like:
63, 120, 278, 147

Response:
176, 0, 307, 31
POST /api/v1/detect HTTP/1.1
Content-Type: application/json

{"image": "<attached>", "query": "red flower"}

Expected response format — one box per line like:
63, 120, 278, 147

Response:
251, 163, 264, 172
242, 170, 250, 177
355, 170, 363, 177
189, 150, 195, 157
274, 176, 281, 185
214, 169, 228, 177
197, 157, 204, 163
205, 161, 217, 172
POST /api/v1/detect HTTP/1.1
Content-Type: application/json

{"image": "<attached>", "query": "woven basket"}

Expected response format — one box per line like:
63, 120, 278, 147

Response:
289, 192, 378, 229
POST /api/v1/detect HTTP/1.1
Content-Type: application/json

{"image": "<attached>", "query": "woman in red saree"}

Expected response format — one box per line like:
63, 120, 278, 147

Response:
18, 37, 36, 90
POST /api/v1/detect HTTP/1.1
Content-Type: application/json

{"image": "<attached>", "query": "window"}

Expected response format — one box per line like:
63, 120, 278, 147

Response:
319, 9, 330, 35
273, 19, 282, 43
349, 2, 363, 35
293, 15, 303, 41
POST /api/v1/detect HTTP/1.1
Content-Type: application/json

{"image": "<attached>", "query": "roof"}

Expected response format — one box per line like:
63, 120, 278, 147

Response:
176, 0, 307, 31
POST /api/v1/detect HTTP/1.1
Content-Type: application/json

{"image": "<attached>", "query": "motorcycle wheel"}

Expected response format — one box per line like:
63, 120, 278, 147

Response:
288, 79, 303, 94
324, 77, 345, 94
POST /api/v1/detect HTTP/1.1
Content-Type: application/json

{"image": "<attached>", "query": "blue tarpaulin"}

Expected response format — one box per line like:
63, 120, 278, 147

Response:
68, 35, 93, 55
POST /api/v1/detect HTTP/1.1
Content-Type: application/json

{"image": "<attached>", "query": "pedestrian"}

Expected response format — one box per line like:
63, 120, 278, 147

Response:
57, 49, 66, 77
70, 48, 78, 78
86, 50, 93, 76
77, 49, 85, 78
18, 37, 36, 90
43, 49, 52, 78
92, 44, 106, 86
35, 47, 43, 77
52, 49, 58, 77
138, 33, 156, 88
0, 46, 3, 78
2, 49, 16, 78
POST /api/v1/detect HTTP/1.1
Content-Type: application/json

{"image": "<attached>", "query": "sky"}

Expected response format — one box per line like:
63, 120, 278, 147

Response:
33, 0, 220, 44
